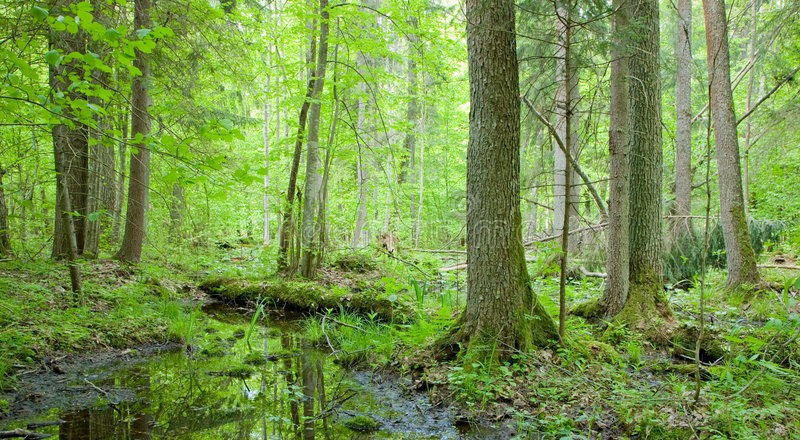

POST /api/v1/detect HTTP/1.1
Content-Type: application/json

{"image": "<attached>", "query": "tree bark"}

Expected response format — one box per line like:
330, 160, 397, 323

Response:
299, 0, 330, 278
112, 110, 127, 243
742, 0, 760, 213
443, 0, 558, 362
601, 0, 631, 318
702, 0, 760, 288
116, 0, 152, 262
50, 0, 89, 259
622, 0, 671, 329
674, 0, 693, 231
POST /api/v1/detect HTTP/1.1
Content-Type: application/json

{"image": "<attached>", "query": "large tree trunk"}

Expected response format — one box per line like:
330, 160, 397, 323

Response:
443, 0, 557, 362
674, 0, 693, 231
702, 0, 760, 289
620, 0, 671, 329
600, 0, 631, 318
299, 0, 330, 279
263, 70, 272, 246
116, 0, 152, 262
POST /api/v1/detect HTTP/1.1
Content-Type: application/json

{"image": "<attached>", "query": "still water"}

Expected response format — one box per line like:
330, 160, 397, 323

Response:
3, 305, 493, 439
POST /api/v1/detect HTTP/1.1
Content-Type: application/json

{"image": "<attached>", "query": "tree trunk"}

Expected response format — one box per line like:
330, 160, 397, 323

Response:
702, 0, 760, 288
299, 0, 330, 279
674, 0, 693, 231
112, 110, 128, 243
116, 0, 152, 262
601, 0, 631, 318
169, 183, 185, 242
553, 8, 580, 249
278, 40, 317, 271
621, 0, 671, 329
0, 165, 11, 256
742, 0, 760, 213
444, 0, 558, 362
351, 98, 369, 248
263, 67, 272, 246
54, 140, 82, 297
50, 0, 89, 259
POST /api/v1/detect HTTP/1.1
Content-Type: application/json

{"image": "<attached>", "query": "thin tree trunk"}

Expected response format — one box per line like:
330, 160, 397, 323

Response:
263, 62, 272, 246
54, 143, 82, 297
702, 0, 760, 288
742, 0, 760, 213
0, 165, 11, 256
553, 9, 580, 246
299, 0, 330, 278
414, 107, 424, 248
557, 6, 572, 341
674, 0, 693, 231
278, 43, 317, 271
112, 110, 127, 243
351, 98, 369, 248
317, 43, 339, 266
169, 183, 185, 242
116, 0, 152, 262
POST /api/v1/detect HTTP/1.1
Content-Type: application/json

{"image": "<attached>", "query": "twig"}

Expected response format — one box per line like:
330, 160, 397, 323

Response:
411, 249, 466, 255
380, 249, 432, 278
316, 313, 364, 331
523, 223, 608, 247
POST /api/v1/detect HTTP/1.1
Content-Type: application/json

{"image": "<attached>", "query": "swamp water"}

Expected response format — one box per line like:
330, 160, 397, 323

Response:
2, 304, 499, 439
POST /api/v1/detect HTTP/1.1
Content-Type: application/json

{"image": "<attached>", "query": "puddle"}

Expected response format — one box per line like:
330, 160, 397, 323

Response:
1, 304, 503, 439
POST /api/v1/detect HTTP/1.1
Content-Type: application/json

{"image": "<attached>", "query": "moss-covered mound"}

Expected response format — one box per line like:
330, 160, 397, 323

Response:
198, 277, 412, 321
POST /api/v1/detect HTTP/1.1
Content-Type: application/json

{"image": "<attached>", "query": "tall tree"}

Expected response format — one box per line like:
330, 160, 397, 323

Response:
50, 0, 89, 259
702, 0, 760, 288
299, 0, 330, 278
602, 0, 632, 318
674, 0, 693, 230
620, 0, 671, 328
116, 0, 152, 262
441, 0, 558, 362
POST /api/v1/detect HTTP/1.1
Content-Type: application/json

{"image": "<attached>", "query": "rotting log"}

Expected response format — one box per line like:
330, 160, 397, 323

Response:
198, 277, 412, 321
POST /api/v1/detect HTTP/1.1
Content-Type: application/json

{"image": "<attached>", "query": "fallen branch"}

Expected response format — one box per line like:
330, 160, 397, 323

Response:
758, 264, 800, 271
579, 266, 607, 278
0, 429, 53, 439
411, 249, 466, 255
524, 223, 608, 247
26, 421, 64, 430
380, 249, 433, 278
439, 263, 467, 272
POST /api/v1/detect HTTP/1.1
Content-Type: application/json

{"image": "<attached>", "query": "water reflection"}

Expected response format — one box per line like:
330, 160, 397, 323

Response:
8, 308, 476, 439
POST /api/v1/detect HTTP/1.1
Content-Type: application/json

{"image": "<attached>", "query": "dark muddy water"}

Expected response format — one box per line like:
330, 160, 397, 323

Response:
1, 305, 502, 439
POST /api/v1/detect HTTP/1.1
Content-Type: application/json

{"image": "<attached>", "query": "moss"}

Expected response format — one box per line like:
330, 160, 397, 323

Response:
211, 364, 255, 378
570, 298, 604, 320
343, 415, 380, 432
243, 351, 267, 366
198, 277, 412, 321
332, 253, 377, 273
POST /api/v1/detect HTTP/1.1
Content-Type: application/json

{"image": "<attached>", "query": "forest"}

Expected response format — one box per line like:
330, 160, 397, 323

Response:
0, 0, 799, 437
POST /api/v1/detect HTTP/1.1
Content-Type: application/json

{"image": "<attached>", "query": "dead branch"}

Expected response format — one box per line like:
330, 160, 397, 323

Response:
0, 429, 53, 439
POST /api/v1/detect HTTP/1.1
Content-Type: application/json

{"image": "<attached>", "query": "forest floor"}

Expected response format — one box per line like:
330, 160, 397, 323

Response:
1, 246, 799, 438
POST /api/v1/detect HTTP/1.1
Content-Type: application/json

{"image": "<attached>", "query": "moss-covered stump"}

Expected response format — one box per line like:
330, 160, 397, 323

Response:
198, 277, 412, 321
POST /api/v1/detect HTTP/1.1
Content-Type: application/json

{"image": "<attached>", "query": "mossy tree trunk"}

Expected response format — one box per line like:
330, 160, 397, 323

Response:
618, 0, 672, 329
443, 0, 558, 363
702, 0, 760, 289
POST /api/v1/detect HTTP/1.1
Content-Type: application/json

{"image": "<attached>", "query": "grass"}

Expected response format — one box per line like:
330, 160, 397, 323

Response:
0, 258, 196, 390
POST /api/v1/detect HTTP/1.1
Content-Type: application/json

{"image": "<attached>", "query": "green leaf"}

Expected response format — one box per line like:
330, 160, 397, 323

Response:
30, 6, 49, 21
135, 28, 152, 38
44, 50, 63, 67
